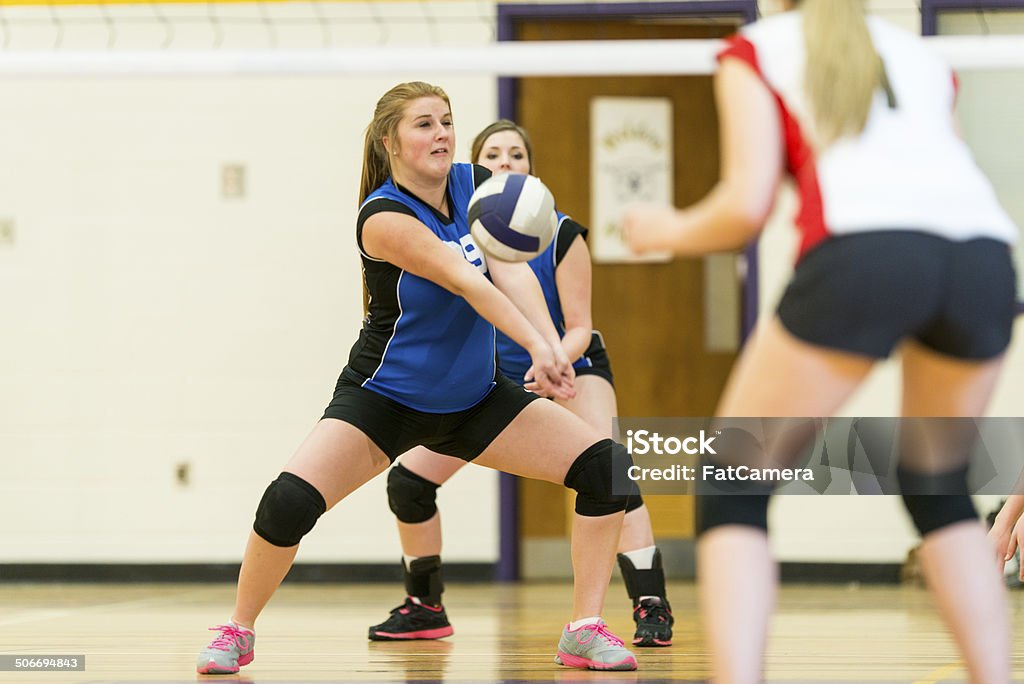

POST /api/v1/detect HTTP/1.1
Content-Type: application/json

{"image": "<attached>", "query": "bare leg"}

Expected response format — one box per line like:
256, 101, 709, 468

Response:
232, 534, 298, 630
698, 526, 775, 684
570, 510, 625, 619
619, 504, 656, 552
902, 341, 1008, 684
231, 419, 390, 628
555, 374, 619, 440
702, 318, 875, 683
366, 451, 461, 639
918, 522, 1009, 684
392, 448, 468, 558
558, 374, 655, 553
474, 399, 622, 620
397, 516, 442, 559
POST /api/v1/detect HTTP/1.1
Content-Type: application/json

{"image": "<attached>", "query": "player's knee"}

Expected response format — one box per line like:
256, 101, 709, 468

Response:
899, 466, 976, 536
694, 458, 774, 536
253, 472, 327, 547
387, 463, 440, 524
696, 493, 771, 536
625, 491, 645, 513
564, 439, 631, 517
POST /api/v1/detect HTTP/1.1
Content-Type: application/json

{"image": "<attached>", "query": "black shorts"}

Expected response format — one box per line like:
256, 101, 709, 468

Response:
575, 331, 615, 386
778, 231, 1017, 360
321, 374, 540, 463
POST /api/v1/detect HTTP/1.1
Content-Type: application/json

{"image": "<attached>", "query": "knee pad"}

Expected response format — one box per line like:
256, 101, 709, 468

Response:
694, 458, 774, 536
625, 491, 645, 514
253, 472, 327, 547
387, 464, 440, 524
696, 493, 771, 537
899, 466, 976, 536
564, 439, 630, 517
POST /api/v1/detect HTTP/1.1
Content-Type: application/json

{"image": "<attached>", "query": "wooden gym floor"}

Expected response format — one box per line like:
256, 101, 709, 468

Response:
1, 581, 1024, 682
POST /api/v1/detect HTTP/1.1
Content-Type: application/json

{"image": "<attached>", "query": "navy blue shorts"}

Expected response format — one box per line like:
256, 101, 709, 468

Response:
574, 331, 615, 387
322, 373, 539, 463
778, 231, 1017, 360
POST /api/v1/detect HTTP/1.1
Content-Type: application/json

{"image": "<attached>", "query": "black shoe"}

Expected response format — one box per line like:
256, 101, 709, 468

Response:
632, 597, 673, 647
368, 596, 454, 641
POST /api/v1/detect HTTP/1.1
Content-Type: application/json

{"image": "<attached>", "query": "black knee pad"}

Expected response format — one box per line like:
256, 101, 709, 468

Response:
898, 466, 976, 537
564, 439, 630, 517
387, 464, 440, 524
253, 472, 327, 547
696, 493, 771, 537
694, 458, 774, 536
625, 491, 645, 514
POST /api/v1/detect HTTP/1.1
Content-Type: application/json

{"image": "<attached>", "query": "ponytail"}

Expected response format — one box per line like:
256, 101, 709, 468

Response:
802, 0, 884, 149
359, 121, 390, 204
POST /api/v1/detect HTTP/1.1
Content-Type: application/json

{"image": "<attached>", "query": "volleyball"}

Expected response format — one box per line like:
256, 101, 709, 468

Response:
468, 173, 557, 263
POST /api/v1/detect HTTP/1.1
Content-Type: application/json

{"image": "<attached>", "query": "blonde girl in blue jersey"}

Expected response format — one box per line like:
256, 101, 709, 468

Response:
195, 82, 639, 675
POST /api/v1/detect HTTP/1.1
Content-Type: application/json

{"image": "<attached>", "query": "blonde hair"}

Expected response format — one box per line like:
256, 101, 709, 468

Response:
802, 0, 884, 148
470, 119, 534, 174
359, 81, 451, 203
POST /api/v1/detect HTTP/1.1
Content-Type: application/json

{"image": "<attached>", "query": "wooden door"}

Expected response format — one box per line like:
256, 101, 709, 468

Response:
513, 18, 744, 575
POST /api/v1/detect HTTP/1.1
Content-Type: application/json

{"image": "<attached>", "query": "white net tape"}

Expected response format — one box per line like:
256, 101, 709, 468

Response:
0, 39, 720, 76
0, 35, 1022, 76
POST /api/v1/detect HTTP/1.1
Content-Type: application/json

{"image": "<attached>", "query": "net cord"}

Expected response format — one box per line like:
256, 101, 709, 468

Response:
0, 35, 1021, 77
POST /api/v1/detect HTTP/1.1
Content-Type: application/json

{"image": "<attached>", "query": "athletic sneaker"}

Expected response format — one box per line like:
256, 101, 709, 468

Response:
368, 596, 454, 641
196, 623, 255, 674
554, 620, 637, 671
632, 597, 673, 647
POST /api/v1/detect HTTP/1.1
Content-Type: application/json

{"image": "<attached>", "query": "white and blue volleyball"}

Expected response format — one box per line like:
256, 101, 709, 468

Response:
468, 173, 557, 263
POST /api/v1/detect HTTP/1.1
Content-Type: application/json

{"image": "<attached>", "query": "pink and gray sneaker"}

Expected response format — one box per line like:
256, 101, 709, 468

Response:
196, 622, 255, 675
554, 619, 637, 671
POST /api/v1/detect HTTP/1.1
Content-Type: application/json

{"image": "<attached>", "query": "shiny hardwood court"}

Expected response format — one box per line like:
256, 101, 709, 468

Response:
1, 581, 1023, 682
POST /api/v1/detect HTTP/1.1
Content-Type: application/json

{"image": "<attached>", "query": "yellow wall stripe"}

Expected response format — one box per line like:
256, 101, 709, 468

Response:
0, 0, 480, 6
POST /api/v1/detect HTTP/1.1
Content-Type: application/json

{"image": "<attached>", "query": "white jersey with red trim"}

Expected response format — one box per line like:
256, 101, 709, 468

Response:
719, 11, 1017, 259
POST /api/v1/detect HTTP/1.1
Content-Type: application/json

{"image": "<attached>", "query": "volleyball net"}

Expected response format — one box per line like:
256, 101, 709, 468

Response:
0, 2, 1021, 566
0, 33, 1021, 76
0, 0, 1021, 74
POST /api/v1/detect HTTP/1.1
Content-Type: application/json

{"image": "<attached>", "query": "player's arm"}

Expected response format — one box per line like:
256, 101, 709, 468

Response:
554, 235, 594, 362
623, 57, 783, 256
487, 259, 573, 386
361, 211, 573, 399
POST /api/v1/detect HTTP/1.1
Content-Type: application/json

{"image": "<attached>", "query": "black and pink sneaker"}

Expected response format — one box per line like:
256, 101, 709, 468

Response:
368, 596, 454, 641
632, 597, 673, 647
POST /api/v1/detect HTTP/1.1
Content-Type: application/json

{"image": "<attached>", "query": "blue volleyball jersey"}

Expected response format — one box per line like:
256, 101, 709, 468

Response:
342, 163, 498, 413
495, 212, 593, 384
